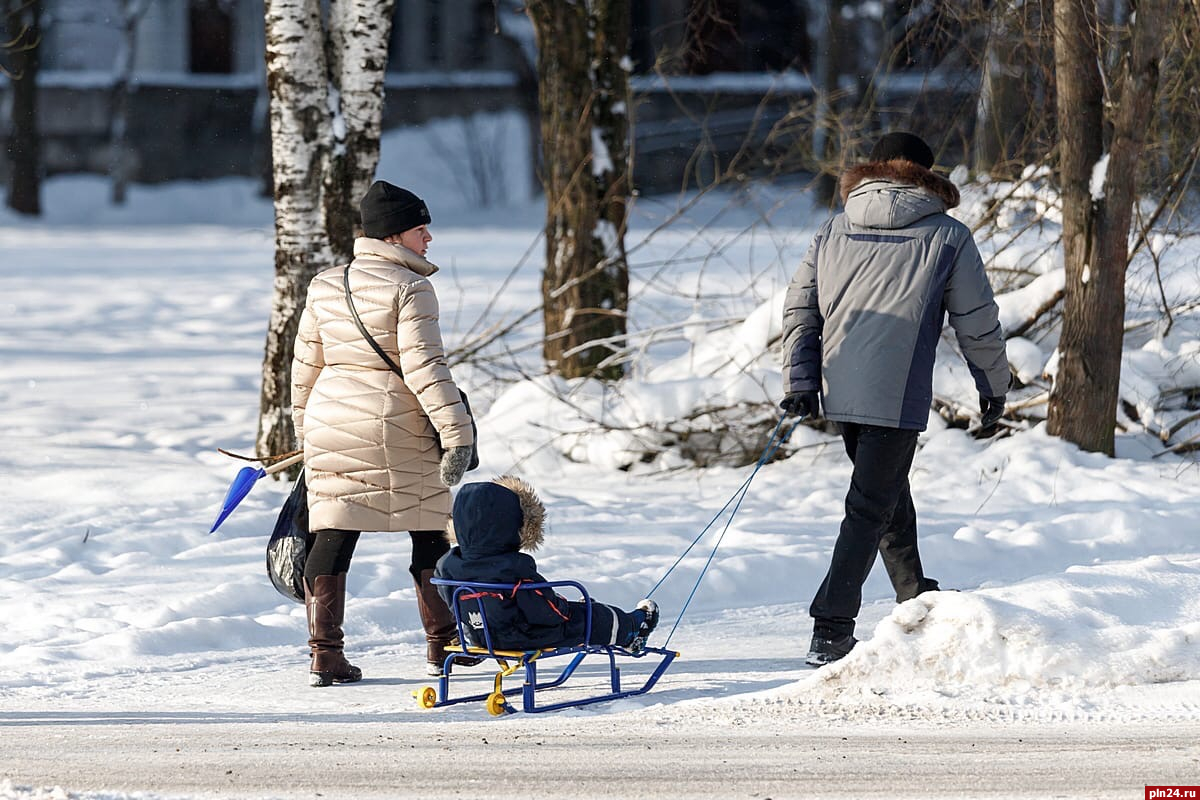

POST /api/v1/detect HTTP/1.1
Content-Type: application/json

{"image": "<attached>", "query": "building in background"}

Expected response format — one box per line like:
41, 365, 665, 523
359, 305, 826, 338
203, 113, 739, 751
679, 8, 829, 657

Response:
1, 0, 972, 197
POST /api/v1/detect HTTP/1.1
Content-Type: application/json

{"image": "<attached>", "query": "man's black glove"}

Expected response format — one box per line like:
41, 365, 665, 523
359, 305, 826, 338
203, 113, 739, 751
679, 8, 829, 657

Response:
780, 391, 820, 419
979, 394, 1005, 429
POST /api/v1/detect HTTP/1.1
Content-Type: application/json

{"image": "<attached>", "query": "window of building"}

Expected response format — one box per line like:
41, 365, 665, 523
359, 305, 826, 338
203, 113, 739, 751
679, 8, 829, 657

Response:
426, 0, 442, 67
189, 0, 234, 74
679, 0, 808, 74
740, 0, 807, 72
462, 0, 494, 69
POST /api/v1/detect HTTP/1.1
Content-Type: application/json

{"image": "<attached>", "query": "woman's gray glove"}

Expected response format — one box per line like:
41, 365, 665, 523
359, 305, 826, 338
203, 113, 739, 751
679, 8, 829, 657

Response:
439, 445, 474, 487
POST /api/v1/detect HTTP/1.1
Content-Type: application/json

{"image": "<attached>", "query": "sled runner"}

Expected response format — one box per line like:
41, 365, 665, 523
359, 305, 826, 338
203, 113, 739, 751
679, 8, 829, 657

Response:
415, 578, 677, 716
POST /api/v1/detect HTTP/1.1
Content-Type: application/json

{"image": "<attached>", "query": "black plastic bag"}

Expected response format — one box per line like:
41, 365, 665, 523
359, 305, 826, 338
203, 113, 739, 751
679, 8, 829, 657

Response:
266, 473, 311, 604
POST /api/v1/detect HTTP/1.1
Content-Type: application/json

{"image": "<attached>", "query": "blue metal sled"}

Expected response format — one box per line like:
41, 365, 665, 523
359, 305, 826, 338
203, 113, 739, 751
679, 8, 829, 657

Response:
416, 578, 677, 716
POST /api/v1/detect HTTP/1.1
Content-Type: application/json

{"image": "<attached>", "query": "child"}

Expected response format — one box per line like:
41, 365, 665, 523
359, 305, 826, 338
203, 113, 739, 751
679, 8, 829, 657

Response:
435, 476, 659, 652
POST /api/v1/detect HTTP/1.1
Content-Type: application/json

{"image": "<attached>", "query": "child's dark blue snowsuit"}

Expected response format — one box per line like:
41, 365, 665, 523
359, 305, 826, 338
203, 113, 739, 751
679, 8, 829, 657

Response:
434, 479, 641, 650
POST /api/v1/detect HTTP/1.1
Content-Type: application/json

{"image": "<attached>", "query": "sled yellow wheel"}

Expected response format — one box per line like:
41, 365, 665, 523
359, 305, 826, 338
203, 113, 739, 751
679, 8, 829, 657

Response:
417, 686, 437, 709
485, 691, 508, 716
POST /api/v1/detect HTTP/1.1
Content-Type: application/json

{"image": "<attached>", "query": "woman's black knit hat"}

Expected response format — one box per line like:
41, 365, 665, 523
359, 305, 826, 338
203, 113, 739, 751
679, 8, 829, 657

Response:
360, 180, 431, 238
868, 131, 935, 170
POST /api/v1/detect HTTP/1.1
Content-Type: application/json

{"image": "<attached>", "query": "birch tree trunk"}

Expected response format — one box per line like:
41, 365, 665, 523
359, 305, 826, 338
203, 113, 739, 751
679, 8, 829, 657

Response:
1047, 0, 1166, 456
493, 2, 542, 198
974, 0, 1053, 179
257, 0, 394, 463
973, 1, 1025, 178
804, 0, 837, 206
109, 0, 151, 206
525, 0, 631, 379
3, 0, 41, 215
323, 0, 393, 262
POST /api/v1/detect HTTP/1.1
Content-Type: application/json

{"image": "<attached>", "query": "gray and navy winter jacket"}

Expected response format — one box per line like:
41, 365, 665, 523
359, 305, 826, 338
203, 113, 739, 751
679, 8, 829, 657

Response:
434, 477, 636, 650
781, 159, 1010, 430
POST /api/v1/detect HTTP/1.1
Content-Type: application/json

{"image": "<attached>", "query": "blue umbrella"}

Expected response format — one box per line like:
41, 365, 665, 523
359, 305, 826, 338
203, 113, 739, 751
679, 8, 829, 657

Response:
209, 452, 304, 533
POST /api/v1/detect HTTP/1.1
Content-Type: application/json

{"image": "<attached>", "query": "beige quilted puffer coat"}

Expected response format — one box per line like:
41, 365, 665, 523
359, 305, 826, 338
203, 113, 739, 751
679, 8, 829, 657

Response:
291, 237, 474, 532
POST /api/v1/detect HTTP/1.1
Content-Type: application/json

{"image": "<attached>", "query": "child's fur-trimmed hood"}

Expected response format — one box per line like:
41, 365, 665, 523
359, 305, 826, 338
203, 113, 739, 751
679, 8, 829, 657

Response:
445, 474, 545, 553
492, 474, 545, 551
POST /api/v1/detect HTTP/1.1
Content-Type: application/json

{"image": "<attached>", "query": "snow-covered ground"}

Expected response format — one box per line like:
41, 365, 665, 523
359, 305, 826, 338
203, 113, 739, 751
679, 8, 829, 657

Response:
1, 120, 1199, 799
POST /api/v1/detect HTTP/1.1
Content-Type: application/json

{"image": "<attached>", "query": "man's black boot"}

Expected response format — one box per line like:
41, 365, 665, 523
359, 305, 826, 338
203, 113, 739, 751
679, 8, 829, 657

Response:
805, 632, 857, 666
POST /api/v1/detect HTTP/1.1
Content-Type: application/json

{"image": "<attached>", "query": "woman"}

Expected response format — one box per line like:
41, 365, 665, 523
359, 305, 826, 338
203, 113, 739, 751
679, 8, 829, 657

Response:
291, 180, 475, 686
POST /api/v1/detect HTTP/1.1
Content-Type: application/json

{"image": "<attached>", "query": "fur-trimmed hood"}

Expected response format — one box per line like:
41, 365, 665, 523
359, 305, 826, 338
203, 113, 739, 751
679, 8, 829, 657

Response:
839, 160, 959, 231
445, 475, 545, 555
840, 159, 960, 208
491, 475, 545, 551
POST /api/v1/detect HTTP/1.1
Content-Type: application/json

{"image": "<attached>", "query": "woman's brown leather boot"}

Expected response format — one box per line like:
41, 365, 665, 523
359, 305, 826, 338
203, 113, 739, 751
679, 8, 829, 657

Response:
413, 568, 457, 676
305, 573, 363, 687
413, 567, 486, 676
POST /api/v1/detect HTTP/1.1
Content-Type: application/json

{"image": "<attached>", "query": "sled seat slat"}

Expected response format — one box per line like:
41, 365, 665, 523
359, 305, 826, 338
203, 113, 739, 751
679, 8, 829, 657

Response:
445, 643, 532, 659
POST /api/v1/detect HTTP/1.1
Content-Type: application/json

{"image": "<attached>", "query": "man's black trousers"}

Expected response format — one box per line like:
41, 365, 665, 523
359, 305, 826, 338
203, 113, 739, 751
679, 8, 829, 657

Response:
809, 422, 938, 637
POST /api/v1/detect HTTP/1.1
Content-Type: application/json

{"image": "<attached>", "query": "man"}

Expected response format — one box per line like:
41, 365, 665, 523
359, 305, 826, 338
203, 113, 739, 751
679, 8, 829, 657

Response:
780, 131, 1010, 666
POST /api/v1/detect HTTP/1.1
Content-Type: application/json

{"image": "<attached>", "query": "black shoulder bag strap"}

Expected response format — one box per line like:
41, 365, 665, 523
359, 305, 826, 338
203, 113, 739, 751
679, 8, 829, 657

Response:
341, 265, 480, 470
342, 265, 405, 379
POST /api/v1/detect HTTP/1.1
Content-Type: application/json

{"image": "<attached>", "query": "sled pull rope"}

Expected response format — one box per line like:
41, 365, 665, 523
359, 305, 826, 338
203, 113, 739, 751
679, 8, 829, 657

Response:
650, 414, 800, 647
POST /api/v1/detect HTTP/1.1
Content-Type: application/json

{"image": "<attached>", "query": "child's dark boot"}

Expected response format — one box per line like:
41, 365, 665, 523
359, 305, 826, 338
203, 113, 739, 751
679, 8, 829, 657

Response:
626, 599, 660, 654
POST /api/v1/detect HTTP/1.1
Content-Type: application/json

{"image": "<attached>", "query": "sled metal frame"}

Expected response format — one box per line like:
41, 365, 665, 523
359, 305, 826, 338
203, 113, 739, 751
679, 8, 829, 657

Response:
421, 578, 677, 715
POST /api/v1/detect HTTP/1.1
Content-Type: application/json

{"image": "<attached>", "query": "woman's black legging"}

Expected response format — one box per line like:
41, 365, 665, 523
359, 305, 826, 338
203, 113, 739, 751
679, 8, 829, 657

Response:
304, 529, 448, 581
304, 529, 361, 581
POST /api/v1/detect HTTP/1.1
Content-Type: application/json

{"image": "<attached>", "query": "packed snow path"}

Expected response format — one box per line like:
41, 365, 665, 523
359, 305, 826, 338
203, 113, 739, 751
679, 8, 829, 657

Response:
4, 717, 1199, 800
